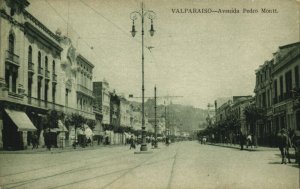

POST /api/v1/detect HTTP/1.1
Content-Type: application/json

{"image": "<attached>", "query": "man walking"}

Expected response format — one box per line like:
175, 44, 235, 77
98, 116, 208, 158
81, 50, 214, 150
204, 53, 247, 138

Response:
277, 128, 291, 164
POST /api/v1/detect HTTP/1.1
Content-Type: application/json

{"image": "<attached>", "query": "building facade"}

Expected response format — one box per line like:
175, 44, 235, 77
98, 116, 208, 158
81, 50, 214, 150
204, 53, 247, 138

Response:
272, 43, 300, 133
119, 96, 132, 128
253, 42, 300, 145
0, 0, 96, 150
93, 80, 111, 128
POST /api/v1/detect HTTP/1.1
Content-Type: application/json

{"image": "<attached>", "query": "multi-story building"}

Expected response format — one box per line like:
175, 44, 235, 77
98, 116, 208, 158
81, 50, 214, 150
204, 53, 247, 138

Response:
272, 42, 300, 133
0, 0, 64, 150
254, 60, 274, 144
59, 37, 95, 120
230, 96, 253, 135
119, 96, 131, 128
253, 42, 300, 145
214, 97, 233, 123
0, 0, 96, 150
110, 91, 120, 128
93, 80, 111, 128
215, 100, 232, 123
215, 96, 253, 131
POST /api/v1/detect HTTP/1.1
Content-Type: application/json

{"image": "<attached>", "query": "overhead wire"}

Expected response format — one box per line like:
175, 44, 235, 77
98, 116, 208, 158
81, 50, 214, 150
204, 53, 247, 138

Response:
78, 0, 140, 44
44, 0, 107, 65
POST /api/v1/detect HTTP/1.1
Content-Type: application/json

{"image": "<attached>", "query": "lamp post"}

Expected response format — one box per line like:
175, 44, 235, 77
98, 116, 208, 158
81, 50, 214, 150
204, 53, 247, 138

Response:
130, 3, 156, 151
154, 86, 158, 148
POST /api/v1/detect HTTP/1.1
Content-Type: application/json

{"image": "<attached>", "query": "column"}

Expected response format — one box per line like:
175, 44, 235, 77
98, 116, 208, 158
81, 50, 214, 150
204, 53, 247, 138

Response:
22, 131, 28, 149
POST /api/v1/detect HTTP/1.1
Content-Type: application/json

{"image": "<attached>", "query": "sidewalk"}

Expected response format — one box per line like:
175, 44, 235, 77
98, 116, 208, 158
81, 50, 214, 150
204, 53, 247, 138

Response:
0, 143, 125, 154
207, 142, 279, 152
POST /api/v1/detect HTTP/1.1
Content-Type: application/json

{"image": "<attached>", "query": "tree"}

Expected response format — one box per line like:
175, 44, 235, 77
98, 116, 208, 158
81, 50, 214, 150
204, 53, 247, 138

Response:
87, 119, 96, 130
244, 105, 264, 134
44, 109, 62, 129
65, 113, 86, 129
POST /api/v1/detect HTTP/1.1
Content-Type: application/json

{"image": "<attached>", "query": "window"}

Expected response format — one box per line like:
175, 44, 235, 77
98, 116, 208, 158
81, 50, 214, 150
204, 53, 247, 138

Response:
273, 79, 278, 103
8, 34, 14, 53
44, 82, 48, 102
285, 70, 292, 98
279, 76, 283, 100
52, 84, 56, 104
38, 51, 41, 68
295, 66, 299, 88
28, 46, 32, 63
52, 60, 56, 74
37, 79, 42, 100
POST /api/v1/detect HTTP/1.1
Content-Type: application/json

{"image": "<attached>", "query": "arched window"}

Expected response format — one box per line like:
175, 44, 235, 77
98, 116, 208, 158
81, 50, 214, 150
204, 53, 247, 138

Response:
8, 34, 14, 53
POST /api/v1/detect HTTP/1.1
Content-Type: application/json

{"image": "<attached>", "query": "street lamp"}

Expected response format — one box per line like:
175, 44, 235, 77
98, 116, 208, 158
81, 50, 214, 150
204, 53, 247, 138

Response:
130, 3, 156, 151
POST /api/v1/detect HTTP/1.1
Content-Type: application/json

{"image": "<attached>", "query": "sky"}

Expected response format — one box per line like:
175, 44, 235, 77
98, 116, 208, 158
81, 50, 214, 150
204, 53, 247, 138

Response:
27, 0, 299, 109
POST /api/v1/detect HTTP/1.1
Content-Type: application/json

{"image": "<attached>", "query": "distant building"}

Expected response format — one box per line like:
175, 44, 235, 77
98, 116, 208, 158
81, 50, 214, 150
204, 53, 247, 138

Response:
119, 96, 131, 128
230, 96, 253, 134
93, 80, 111, 128
110, 91, 120, 128
215, 96, 253, 131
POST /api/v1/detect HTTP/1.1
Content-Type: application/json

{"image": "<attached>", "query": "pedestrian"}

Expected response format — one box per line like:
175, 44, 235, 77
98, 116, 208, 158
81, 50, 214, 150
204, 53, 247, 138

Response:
246, 134, 252, 148
151, 136, 155, 148
129, 136, 135, 149
277, 128, 291, 164
44, 128, 51, 151
239, 133, 246, 150
31, 132, 38, 149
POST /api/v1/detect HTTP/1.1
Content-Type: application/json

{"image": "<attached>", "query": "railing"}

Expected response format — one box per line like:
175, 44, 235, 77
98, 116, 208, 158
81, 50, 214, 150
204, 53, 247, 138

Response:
28, 96, 64, 111
27, 97, 95, 119
77, 84, 94, 97
5, 51, 20, 65
28, 62, 34, 72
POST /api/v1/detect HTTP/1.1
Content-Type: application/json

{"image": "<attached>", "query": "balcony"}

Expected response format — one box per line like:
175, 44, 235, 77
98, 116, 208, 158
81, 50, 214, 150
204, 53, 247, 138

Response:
52, 73, 57, 83
38, 67, 43, 77
28, 62, 34, 73
27, 96, 64, 111
45, 70, 50, 80
5, 51, 20, 66
76, 84, 94, 98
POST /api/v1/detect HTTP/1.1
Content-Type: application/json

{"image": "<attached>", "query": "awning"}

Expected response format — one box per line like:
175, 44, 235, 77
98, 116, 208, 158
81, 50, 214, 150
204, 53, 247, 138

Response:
5, 109, 37, 131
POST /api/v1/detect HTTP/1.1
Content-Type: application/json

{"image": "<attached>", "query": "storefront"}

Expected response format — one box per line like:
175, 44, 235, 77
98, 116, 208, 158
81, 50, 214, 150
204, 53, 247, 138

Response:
2, 108, 37, 150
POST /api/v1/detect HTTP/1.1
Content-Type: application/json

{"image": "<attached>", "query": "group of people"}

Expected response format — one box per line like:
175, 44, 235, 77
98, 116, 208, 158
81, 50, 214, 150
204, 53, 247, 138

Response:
239, 128, 297, 164
128, 135, 171, 150
72, 126, 94, 148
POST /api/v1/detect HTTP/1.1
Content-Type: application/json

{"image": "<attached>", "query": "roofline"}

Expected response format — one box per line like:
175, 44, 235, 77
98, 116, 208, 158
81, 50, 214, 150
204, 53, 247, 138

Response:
77, 54, 94, 68
279, 42, 300, 49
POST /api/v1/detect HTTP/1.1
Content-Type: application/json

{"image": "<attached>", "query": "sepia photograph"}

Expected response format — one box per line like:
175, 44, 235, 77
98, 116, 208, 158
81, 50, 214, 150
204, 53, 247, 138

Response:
0, 0, 299, 188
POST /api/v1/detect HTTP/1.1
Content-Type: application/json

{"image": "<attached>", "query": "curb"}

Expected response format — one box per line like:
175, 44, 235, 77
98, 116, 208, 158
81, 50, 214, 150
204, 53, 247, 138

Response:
0, 144, 125, 154
207, 143, 260, 151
